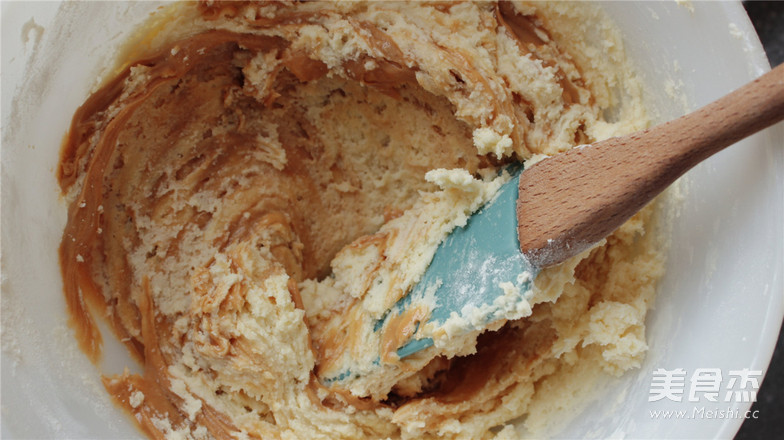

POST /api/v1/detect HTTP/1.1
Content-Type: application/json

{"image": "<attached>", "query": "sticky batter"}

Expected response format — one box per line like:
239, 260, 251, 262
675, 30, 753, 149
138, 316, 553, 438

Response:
58, 2, 665, 439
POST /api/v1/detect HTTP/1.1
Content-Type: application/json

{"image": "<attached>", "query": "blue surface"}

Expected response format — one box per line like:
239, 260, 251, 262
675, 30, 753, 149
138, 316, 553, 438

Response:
385, 166, 537, 358
323, 166, 539, 385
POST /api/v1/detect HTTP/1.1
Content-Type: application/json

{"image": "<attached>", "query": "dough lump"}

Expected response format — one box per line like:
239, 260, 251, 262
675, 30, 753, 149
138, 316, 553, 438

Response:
58, 2, 665, 439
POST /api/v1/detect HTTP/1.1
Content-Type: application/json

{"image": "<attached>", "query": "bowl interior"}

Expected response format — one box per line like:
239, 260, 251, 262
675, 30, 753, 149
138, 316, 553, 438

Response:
2, 2, 781, 438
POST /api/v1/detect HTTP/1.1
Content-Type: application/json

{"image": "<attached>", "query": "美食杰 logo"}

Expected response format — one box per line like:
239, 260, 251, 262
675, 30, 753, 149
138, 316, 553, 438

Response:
647, 368, 763, 420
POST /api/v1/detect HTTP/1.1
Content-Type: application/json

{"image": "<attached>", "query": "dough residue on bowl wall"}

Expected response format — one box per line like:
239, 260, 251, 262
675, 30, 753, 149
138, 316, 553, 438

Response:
56, 1, 667, 439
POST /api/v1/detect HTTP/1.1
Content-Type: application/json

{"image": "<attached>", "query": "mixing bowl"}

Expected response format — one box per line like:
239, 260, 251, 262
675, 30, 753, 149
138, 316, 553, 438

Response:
2, 1, 782, 438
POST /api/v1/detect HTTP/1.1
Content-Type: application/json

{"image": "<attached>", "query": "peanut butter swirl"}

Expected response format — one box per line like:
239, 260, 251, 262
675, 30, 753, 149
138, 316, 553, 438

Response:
58, 2, 662, 439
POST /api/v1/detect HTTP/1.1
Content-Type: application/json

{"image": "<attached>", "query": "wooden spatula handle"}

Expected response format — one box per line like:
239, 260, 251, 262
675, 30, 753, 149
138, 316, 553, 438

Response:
518, 63, 784, 268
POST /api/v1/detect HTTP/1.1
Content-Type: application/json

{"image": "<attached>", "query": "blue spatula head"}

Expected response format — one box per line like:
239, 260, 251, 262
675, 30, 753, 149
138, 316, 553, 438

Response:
319, 166, 538, 391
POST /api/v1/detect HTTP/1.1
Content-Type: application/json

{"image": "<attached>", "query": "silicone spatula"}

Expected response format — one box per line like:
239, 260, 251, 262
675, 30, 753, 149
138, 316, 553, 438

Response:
323, 63, 784, 387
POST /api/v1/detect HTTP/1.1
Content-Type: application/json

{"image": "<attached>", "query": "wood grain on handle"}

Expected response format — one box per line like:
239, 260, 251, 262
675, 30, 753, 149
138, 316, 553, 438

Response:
517, 63, 784, 268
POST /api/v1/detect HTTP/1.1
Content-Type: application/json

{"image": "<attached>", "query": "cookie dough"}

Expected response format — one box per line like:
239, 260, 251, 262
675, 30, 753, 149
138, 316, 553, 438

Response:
58, 2, 665, 439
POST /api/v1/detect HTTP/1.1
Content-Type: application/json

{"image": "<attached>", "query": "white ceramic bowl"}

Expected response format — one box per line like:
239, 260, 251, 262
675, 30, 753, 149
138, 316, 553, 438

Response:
2, 2, 782, 438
